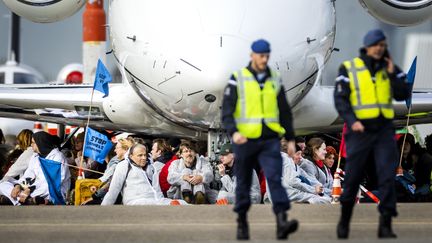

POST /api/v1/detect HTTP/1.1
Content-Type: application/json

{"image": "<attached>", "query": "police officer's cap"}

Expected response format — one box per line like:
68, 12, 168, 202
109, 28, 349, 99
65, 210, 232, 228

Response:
363, 29, 386, 47
251, 39, 271, 53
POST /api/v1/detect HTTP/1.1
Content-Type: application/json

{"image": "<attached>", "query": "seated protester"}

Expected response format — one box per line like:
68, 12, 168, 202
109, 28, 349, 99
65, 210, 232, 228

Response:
1, 129, 34, 181
398, 133, 416, 174
395, 133, 416, 201
159, 138, 182, 197
299, 138, 332, 197
73, 132, 85, 164
71, 132, 91, 179
216, 143, 261, 204
411, 143, 432, 199
102, 143, 186, 205
323, 146, 337, 191
151, 138, 174, 173
167, 142, 214, 204
395, 133, 432, 201
400, 134, 432, 192
71, 132, 106, 179
0, 131, 70, 205
99, 137, 135, 185
84, 138, 135, 204
0, 144, 13, 179
66, 132, 85, 190
265, 142, 330, 204
295, 136, 306, 155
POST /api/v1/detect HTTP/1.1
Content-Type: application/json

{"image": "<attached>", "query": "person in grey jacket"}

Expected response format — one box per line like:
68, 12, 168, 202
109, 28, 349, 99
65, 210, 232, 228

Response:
82, 138, 135, 205
280, 151, 331, 204
167, 142, 213, 204
300, 138, 332, 197
216, 143, 261, 204
101, 144, 186, 205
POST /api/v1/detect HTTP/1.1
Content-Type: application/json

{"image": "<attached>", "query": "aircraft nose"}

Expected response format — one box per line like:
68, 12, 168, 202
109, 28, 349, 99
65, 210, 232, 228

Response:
175, 35, 250, 94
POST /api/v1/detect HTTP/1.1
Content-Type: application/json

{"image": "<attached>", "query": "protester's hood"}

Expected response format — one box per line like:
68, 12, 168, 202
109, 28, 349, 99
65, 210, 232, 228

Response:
33, 131, 59, 158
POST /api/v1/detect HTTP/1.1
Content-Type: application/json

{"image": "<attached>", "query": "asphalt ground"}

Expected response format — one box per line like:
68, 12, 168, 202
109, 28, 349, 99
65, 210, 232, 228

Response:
0, 203, 431, 243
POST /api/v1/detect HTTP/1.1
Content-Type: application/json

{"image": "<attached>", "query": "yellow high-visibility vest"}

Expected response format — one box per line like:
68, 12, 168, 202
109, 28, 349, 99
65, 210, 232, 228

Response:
233, 67, 285, 139
343, 57, 394, 120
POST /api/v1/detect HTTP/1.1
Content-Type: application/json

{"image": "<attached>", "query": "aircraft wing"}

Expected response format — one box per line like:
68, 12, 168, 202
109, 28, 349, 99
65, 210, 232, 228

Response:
292, 85, 432, 134
0, 83, 206, 139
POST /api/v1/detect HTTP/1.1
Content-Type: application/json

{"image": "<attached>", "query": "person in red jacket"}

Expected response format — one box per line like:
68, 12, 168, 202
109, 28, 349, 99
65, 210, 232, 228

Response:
159, 138, 181, 196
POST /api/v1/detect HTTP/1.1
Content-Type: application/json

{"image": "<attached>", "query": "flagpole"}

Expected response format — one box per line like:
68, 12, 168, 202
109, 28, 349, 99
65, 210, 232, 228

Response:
45, 158, 104, 175
79, 88, 95, 178
336, 123, 346, 170
398, 105, 412, 168
68, 162, 104, 175
398, 56, 417, 170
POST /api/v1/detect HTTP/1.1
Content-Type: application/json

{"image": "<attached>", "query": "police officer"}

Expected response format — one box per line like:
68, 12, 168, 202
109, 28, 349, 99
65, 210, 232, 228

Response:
334, 29, 410, 239
222, 39, 298, 240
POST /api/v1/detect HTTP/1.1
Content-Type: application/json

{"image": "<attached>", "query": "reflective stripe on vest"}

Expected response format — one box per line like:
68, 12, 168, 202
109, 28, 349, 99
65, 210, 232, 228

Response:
344, 57, 394, 120
233, 68, 285, 139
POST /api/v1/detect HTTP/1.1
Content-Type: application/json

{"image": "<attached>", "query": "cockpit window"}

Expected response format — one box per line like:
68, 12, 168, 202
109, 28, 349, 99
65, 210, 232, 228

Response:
13, 73, 44, 84
0, 72, 4, 84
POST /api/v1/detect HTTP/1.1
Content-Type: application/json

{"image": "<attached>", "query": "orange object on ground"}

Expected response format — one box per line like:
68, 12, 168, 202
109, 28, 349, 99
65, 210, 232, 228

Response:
331, 172, 342, 204
170, 200, 180, 206
216, 198, 229, 205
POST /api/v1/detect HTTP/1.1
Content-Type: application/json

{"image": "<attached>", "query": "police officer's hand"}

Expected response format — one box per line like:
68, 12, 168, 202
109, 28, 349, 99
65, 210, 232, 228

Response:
384, 56, 394, 74
286, 141, 296, 156
351, 121, 365, 133
233, 132, 248, 145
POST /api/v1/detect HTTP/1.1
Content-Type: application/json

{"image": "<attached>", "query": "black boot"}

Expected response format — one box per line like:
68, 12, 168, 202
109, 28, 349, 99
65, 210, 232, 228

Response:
276, 212, 298, 240
0, 195, 13, 205
337, 202, 354, 239
182, 190, 193, 204
237, 213, 249, 240
378, 214, 397, 238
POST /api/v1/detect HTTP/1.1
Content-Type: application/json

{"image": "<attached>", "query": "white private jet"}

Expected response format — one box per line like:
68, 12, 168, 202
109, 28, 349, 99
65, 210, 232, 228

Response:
1, 0, 432, 154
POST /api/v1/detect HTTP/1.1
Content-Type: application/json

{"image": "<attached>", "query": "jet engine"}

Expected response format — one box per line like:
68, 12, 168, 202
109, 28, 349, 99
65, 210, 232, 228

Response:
359, 0, 432, 26
2, 0, 85, 23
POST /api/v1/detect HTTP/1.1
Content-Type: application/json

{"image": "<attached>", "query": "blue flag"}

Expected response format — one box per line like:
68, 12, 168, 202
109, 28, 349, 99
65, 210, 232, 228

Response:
39, 158, 65, 205
83, 127, 113, 164
93, 59, 112, 98
405, 56, 417, 108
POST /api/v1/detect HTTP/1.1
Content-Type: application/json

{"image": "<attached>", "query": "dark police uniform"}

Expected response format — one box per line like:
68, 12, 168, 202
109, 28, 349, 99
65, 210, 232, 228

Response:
222, 62, 295, 215
334, 46, 410, 238
222, 39, 298, 240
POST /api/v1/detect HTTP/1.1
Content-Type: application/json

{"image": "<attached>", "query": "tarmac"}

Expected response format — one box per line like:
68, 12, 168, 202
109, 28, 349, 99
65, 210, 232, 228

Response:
0, 203, 431, 243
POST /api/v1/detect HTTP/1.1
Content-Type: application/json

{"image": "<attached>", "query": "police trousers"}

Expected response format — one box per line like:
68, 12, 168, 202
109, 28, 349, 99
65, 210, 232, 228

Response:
341, 123, 398, 216
233, 138, 290, 215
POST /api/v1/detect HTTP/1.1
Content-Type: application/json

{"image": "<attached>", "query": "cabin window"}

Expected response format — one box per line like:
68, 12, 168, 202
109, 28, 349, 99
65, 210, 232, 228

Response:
14, 73, 43, 84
